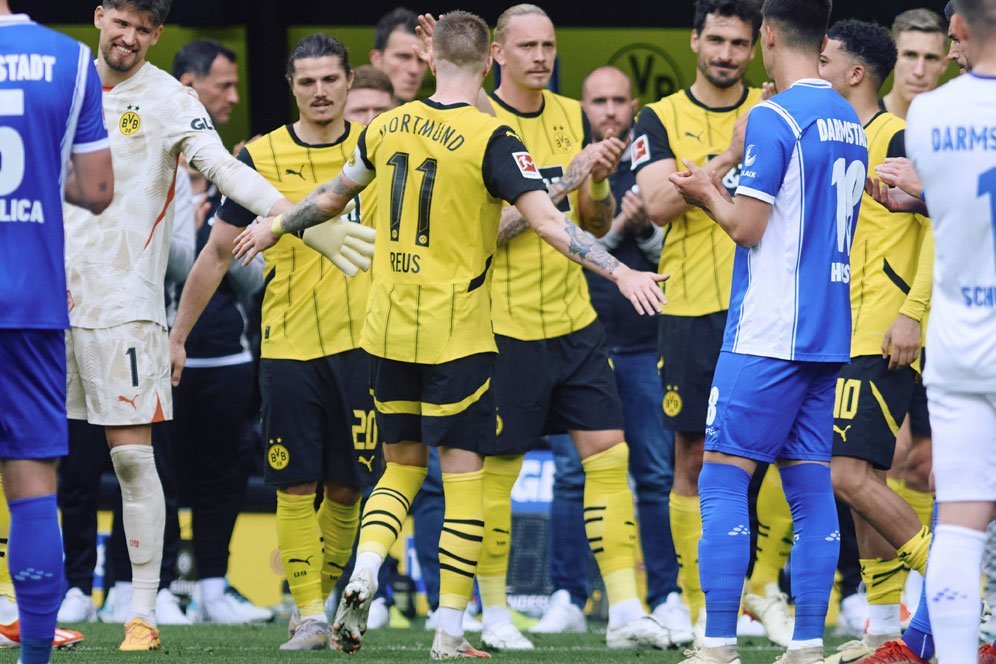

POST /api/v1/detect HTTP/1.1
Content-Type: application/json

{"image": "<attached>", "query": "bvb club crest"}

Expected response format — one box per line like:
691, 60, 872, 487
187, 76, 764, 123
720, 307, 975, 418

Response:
119, 105, 141, 136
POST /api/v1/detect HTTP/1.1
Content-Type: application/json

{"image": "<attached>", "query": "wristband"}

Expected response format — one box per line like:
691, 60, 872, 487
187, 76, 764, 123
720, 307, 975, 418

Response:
589, 177, 611, 201
271, 214, 285, 237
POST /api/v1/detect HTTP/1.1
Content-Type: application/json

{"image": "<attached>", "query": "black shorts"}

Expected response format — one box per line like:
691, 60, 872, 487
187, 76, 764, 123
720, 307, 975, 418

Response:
831, 355, 916, 470
259, 353, 363, 489
658, 311, 727, 432
488, 321, 624, 456
369, 352, 496, 453
909, 349, 931, 438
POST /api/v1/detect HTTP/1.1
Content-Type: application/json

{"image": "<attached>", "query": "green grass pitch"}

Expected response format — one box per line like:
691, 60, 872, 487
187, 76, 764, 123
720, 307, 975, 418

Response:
9, 623, 851, 663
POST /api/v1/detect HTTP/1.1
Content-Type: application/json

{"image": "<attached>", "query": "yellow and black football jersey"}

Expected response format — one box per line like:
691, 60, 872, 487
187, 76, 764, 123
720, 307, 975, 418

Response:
215, 122, 372, 361
343, 99, 547, 364
488, 90, 597, 341
632, 86, 763, 316
849, 111, 932, 357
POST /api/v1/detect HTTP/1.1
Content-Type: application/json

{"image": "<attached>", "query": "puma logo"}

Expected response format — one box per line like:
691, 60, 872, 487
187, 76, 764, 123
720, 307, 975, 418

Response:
684, 130, 703, 141
491, 528, 509, 535
288, 556, 313, 565
833, 424, 852, 442
326, 561, 344, 570
118, 394, 139, 410
285, 165, 305, 180
358, 456, 374, 472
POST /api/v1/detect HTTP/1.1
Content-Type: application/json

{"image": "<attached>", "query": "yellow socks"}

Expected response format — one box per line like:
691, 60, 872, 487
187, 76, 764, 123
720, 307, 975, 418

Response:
582, 443, 639, 607
888, 477, 934, 529
438, 470, 485, 611
0, 477, 11, 599
896, 526, 932, 576
276, 491, 324, 618
860, 557, 906, 605
670, 491, 705, 619
477, 455, 523, 616
357, 462, 427, 558
861, 557, 906, 635
318, 498, 360, 598
749, 465, 794, 595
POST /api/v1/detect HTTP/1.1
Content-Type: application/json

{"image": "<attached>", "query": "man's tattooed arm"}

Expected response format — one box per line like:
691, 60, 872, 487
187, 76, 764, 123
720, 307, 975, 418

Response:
580, 193, 614, 237
561, 217, 620, 275
497, 147, 596, 245
279, 176, 365, 235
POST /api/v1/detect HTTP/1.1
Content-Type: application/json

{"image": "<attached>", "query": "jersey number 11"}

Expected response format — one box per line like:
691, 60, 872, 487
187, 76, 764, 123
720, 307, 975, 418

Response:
387, 151, 438, 248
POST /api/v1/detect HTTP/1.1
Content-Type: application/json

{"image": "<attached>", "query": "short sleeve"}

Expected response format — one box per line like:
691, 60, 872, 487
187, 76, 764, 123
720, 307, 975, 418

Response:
886, 128, 906, 160
215, 148, 258, 228
341, 128, 376, 187
481, 126, 549, 204
630, 107, 674, 174
735, 103, 799, 204
71, 50, 109, 154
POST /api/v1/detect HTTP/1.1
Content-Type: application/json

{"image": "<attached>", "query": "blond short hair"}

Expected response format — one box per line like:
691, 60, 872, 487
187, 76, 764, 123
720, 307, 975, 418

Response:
434, 11, 491, 67
494, 4, 549, 43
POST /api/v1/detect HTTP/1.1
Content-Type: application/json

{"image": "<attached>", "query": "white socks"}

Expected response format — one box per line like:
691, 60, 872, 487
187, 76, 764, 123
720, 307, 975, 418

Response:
927, 524, 986, 663
110, 444, 165, 624
607, 598, 644, 629
437, 607, 464, 637
482, 605, 510, 627
866, 603, 901, 636
353, 551, 383, 584
198, 577, 226, 604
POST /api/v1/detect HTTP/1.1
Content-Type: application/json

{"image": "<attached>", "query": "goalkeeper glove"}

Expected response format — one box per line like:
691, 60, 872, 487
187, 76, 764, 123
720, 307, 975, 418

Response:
301, 217, 376, 277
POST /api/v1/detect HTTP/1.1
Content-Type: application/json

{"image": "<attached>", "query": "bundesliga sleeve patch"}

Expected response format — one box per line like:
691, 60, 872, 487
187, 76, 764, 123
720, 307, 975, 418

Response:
513, 152, 542, 179
631, 134, 650, 168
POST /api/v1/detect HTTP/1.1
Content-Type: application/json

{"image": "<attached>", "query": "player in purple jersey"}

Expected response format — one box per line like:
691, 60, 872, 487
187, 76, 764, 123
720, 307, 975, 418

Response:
0, 2, 112, 662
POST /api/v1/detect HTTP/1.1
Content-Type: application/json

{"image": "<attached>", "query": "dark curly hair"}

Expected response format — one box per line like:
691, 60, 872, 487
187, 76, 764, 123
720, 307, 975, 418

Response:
828, 19, 897, 87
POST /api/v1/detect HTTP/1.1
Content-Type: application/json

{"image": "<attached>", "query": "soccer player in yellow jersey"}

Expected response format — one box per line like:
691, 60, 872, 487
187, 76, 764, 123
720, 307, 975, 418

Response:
469, 4, 675, 651
234, 11, 666, 659
818, 20, 935, 663
633, 0, 795, 645
169, 34, 376, 651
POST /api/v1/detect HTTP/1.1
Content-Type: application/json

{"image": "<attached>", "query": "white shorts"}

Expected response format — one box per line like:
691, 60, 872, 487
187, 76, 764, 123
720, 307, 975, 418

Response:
927, 386, 996, 503
66, 322, 172, 427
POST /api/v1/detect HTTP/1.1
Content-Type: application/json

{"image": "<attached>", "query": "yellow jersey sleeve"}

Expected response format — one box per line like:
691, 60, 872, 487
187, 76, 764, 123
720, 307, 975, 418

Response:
849, 112, 932, 357
488, 90, 597, 340
359, 100, 547, 364
223, 123, 371, 361
632, 87, 762, 317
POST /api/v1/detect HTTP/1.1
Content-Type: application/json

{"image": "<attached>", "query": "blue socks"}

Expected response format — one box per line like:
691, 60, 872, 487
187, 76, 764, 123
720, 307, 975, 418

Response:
902, 502, 936, 660
780, 463, 839, 642
698, 462, 752, 639
8, 494, 64, 664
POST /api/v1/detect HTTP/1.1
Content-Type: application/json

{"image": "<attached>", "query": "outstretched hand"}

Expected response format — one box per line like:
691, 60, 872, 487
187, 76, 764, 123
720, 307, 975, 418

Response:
865, 177, 928, 215
615, 266, 669, 315
233, 219, 280, 266
874, 157, 923, 199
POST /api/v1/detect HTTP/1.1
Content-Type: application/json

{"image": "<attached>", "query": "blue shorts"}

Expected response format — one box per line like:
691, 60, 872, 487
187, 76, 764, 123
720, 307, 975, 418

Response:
0, 329, 68, 460
705, 351, 842, 464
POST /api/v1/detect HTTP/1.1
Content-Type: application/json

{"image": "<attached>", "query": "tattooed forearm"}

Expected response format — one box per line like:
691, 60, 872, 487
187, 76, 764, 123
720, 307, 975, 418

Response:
582, 196, 614, 236
554, 150, 593, 202
562, 217, 620, 276
497, 208, 529, 245
279, 176, 363, 235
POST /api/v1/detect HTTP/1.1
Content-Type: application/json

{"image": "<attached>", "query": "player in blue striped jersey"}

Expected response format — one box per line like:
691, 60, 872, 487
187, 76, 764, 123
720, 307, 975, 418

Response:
670, 1, 868, 662
0, 3, 112, 663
